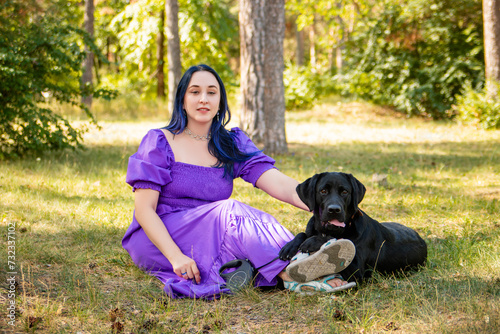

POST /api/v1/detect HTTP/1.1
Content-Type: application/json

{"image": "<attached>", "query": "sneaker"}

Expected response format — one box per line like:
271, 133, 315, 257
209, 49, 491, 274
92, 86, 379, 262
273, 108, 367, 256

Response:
285, 239, 355, 283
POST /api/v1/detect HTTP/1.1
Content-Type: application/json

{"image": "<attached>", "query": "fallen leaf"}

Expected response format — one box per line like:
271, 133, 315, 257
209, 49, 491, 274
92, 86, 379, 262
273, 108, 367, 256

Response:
111, 321, 124, 333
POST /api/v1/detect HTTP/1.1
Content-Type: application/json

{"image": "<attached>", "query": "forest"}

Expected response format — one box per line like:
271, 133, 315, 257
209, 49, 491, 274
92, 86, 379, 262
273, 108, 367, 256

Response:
1, 0, 499, 157
1, 1, 500, 333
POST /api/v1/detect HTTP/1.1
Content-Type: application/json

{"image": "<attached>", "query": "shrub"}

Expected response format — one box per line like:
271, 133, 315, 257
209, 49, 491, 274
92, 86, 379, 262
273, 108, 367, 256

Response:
454, 82, 500, 129
0, 1, 115, 158
338, 0, 484, 119
284, 63, 338, 110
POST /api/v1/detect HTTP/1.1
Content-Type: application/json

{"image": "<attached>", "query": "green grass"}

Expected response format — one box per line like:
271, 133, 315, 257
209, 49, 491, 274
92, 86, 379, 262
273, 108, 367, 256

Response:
1, 98, 499, 333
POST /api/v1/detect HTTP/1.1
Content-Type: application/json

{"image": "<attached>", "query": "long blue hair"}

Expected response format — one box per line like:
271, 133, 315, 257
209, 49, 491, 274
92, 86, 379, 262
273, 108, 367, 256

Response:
165, 64, 258, 178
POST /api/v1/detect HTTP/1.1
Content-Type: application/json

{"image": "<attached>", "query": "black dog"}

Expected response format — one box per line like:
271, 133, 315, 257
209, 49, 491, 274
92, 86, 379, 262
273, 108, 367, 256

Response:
279, 172, 427, 283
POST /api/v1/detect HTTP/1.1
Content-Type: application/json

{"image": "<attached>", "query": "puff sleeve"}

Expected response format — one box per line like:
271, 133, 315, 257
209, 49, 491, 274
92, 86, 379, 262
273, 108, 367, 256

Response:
126, 129, 173, 192
232, 128, 277, 187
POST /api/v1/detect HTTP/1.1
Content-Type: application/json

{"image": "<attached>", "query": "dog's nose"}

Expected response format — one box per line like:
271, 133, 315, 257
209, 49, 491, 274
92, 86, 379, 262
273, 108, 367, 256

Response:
327, 204, 342, 214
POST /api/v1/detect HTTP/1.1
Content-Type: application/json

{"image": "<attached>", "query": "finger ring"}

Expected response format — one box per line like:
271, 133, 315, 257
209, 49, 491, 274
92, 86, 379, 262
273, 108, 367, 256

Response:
181, 272, 187, 275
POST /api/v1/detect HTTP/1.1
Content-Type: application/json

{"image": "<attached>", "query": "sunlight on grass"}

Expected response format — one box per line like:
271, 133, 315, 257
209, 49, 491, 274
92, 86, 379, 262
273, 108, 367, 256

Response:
1, 97, 499, 333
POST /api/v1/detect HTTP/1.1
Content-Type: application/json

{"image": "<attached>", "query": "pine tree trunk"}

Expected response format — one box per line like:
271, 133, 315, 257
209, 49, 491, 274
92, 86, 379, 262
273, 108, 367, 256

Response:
483, 0, 500, 97
295, 20, 304, 67
157, 8, 165, 99
263, 0, 287, 154
239, 0, 265, 143
82, 0, 94, 108
309, 18, 317, 69
166, 0, 181, 114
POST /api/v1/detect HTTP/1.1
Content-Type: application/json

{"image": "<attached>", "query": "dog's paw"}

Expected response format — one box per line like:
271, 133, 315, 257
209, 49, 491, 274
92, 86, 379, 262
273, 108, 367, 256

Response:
279, 242, 298, 260
299, 236, 326, 253
279, 233, 307, 260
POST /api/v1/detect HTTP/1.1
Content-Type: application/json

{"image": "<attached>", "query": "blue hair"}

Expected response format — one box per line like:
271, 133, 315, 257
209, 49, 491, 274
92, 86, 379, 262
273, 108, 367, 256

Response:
165, 64, 258, 178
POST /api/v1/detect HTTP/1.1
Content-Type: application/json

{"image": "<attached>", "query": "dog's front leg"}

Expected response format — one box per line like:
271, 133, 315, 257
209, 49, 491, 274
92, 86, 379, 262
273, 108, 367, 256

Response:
299, 235, 332, 253
279, 232, 307, 260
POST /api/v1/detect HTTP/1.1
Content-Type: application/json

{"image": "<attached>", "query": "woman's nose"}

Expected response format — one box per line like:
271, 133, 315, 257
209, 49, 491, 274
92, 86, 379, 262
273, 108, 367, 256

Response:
200, 93, 208, 103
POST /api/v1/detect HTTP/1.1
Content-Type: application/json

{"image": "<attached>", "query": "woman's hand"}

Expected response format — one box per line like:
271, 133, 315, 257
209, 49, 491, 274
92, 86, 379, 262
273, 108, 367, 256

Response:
134, 188, 202, 284
171, 253, 201, 284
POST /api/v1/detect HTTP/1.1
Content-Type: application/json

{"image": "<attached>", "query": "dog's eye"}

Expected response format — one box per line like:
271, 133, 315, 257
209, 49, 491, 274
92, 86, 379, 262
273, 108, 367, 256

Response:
320, 189, 328, 195
341, 190, 349, 196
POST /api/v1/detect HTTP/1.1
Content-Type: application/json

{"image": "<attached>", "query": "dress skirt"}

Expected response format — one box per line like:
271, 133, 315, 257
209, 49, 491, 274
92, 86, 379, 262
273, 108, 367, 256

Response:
122, 199, 294, 299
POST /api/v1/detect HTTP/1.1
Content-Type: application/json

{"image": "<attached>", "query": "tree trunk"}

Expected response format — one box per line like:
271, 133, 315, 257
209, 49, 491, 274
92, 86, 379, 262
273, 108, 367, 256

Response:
157, 8, 165, 99
334, 3, 345, 74
483, 0, 500, 97
295, 20, 304, 67
166, 0, 182, 113
309, 17, 317, 69
263, 0, 287, 154
239, 0, 265, 143
82, 0, 94, 108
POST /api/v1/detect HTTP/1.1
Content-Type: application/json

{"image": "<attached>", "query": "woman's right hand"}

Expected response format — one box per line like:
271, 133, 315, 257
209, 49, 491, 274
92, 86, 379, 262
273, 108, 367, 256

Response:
171, 253, 201, 284
134, 188, 202, 284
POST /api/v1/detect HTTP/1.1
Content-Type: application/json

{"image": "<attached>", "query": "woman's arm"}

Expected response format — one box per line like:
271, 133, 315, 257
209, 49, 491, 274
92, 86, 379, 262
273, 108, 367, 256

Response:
134, 188, 201, 283
255, 168, 309, 211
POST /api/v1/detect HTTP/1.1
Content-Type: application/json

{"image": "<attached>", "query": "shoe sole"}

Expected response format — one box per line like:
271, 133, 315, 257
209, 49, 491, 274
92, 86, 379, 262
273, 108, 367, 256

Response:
286, 239, 355, 283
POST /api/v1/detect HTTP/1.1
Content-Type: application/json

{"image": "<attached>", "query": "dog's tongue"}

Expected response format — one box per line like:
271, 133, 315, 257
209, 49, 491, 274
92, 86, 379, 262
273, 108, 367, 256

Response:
326, 219, 346, 228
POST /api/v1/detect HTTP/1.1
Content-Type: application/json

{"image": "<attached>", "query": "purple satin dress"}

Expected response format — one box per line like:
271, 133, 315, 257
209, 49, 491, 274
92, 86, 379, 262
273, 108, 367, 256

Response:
122, 128, 294, 299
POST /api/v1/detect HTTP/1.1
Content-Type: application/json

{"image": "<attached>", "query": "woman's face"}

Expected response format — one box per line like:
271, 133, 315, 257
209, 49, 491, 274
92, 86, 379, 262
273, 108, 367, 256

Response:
183, 71, 221, 126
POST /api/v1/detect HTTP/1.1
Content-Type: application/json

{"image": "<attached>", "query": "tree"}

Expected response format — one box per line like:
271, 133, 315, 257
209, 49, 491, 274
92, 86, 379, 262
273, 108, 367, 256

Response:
294, 20, 305, 66
82, 0, 95, 108
239, 0, 266, 142
263, 0, 287, 154
166, 0, 181, 113
483, 0, 500, 97
239, 0, 287, 154
157, 7, 166, 99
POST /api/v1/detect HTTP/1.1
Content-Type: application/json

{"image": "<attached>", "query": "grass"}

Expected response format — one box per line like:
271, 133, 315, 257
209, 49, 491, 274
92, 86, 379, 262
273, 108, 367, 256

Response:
1, 97, 499, 333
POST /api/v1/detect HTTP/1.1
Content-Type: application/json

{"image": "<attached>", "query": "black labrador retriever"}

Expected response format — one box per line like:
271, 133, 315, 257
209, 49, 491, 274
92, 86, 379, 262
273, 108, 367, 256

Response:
279, 172, 427, 283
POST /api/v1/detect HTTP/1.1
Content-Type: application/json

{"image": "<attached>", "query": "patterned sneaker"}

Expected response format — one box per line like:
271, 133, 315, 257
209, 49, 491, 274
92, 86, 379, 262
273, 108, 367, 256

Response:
285, 239, 356, 283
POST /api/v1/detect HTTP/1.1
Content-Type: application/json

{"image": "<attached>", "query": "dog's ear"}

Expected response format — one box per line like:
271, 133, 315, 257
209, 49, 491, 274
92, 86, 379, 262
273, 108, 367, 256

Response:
346, 173, 366, 213
296, 173, 325, 212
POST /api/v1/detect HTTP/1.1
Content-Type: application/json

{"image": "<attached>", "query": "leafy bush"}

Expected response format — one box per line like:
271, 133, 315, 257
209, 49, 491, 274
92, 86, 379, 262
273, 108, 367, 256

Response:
0, 1, 115, 158
284, 64, 318, 110
338, 0, 484, 119
453, 82, 500, 129
284, 63, 338, 110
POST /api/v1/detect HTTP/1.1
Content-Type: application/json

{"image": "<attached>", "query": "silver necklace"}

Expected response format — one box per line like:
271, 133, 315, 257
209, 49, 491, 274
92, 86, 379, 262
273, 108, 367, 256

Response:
185, 127, 211, 141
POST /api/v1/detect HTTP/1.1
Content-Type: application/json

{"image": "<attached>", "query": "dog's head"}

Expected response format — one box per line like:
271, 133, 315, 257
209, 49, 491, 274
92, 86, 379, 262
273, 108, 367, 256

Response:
297, 172, 366, 235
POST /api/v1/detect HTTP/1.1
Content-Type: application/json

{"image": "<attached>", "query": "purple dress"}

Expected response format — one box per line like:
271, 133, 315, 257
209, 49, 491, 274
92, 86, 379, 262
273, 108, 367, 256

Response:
122, 128, 294, 299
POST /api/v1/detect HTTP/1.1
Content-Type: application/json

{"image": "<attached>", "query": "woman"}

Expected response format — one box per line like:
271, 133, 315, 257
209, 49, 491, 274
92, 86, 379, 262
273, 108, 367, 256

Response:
122, 64, 355, 299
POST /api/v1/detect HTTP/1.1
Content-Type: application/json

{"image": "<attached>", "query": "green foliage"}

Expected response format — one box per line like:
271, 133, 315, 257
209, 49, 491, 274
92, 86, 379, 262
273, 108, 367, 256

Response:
108, 0, 162, 99
454, 82, 500, 129
178, 0, 238, 84
286, 0, 372, 70
108, 0, 238, 99
0, 0, 116, 158
284, 63, 338, 110
337, 0, 484, 119
284, 64, 319, 110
